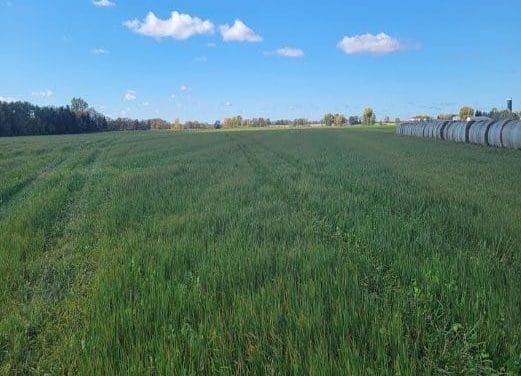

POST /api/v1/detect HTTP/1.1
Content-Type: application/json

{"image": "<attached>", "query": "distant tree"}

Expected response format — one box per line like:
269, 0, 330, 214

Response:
348, 116, 361, 125
459, 106, 475, 121
71, 97, 89, 114
363, 108, 376, 125
333, 113, 347, 127
171, 118, 182, 130
323, 113, 335, 126
148, 118, 170, 130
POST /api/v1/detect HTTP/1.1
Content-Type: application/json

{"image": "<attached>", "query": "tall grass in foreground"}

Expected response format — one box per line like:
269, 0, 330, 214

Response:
0, 128, 520, 374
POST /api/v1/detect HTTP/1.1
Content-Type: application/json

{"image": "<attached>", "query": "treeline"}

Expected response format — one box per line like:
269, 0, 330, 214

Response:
322, 108, 382, 126
436, 106, 520, 122
0, 98, 160, 137
221, 116, 318, 129
475, 108, 520, 121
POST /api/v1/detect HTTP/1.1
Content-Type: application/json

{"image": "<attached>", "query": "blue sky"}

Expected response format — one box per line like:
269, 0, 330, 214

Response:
1, 0, 520, 121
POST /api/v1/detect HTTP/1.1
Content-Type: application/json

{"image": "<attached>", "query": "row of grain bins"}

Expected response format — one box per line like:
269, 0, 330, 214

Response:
396, 120, 521, 149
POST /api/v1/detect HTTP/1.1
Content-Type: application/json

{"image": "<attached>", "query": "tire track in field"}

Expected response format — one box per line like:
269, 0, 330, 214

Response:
1, 138, 117, 374
0, 154, 71, 220
229, 133, 314, 215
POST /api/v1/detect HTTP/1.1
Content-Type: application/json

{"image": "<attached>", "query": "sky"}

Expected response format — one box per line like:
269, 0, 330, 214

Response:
0, 0, 520, 122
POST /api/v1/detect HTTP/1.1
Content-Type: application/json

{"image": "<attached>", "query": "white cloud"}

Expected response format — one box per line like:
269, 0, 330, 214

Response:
206, 42, 216, 48
142, 101, 149, 106
224, 101, 232, 107
337, 33, 405, 55
219, 20, 262, 42
180, 85, 189, 92
31, 90, 53, 98
275, 47, 304, 58
91, 48, 110, 55
124, 90, 137, 101
124, 11, 214, 40
194, 56, 207, 63
0, 96, 15, 103
93, 0, 115, 8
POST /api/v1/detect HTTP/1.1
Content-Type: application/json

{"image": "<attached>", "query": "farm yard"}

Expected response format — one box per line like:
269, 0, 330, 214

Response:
1, 127, 521, 374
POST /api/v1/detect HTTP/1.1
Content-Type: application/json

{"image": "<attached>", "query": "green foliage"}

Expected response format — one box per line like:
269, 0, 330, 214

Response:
70, 97, 89, 114
349, 116, 361, 125
363, 108, 376, 125
0, 128, 520, 374
476, 108, 520, 121
459, 106, 475, 121
322, 113, 335, 126
0, 100, 155, 136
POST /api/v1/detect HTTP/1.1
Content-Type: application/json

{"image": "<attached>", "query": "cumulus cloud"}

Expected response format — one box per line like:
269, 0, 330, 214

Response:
124, 11, 214, 40
220, 20, 262, 42
337, 33, 405, 55
124, 90, 137, 101
180, 85, 190, 92
93, 0, 115, 7
31, 90, 53, 98
91, 48, 110, 55
275, 47, 304, 58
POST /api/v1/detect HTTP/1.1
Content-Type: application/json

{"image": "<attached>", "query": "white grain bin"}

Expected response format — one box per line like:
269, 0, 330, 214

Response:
468, 120, 495, 145
487, 120, 512, 147
501, 121, 521, 149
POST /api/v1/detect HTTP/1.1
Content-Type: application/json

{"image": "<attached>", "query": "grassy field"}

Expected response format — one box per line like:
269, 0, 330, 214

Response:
1, 127, 520, 374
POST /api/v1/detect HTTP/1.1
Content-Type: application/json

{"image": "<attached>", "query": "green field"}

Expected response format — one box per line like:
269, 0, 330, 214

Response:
1, 127, 520, 374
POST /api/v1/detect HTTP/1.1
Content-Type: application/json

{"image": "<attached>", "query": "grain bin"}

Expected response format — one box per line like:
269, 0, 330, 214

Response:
501, 121, 521, 149
468, 120, 494, 145
487, 120, 511, 147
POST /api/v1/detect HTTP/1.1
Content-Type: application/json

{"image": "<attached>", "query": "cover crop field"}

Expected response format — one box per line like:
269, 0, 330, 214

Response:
1, 127, 520, 374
